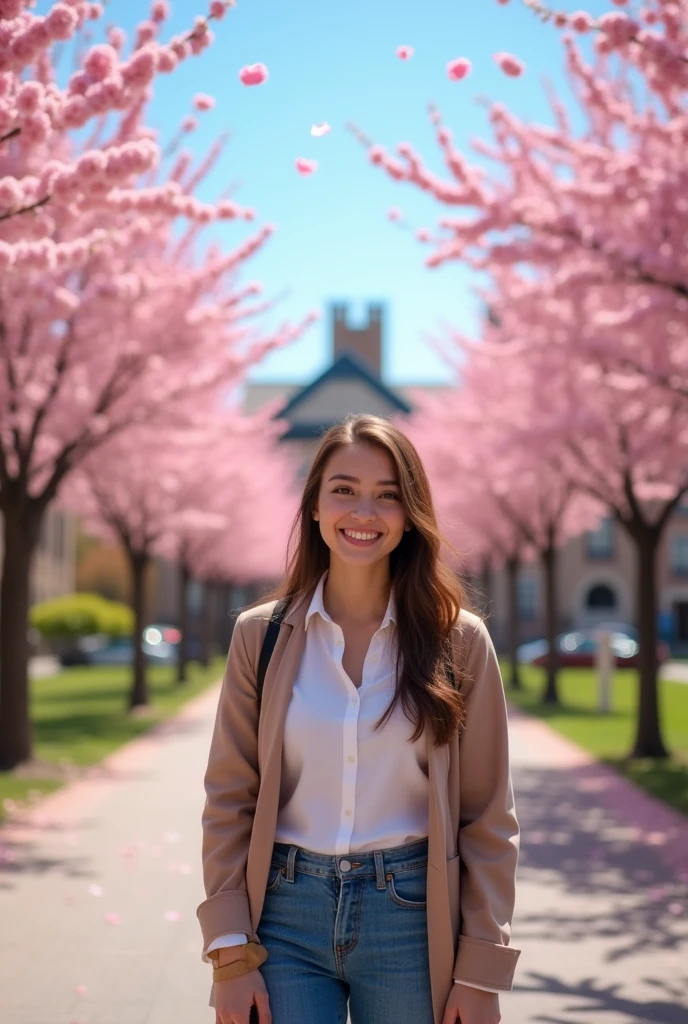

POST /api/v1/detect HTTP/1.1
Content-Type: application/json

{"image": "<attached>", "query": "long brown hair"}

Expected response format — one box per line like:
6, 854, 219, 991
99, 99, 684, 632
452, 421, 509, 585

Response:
263, 414, 469, 747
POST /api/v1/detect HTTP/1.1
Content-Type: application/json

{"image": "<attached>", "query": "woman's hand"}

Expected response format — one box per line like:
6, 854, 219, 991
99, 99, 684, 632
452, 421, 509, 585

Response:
442, 983, 501, 1024
214, 970, 272, 1024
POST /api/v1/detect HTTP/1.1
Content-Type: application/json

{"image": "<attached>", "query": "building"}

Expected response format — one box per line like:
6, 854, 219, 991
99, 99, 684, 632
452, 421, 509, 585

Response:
244, 300, 688, 654
24, 507, 78, 606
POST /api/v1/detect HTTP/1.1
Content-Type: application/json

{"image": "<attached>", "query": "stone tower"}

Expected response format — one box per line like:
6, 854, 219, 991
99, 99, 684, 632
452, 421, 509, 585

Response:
331, 302, 383, 378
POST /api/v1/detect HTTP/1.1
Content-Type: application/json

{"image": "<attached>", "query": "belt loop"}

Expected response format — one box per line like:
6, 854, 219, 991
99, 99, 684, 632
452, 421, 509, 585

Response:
285, 845, 298, 883
374, 850, 386, 890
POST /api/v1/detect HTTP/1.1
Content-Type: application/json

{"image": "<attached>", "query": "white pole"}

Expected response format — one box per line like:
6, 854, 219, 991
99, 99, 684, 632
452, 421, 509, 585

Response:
597, 629, 613, 713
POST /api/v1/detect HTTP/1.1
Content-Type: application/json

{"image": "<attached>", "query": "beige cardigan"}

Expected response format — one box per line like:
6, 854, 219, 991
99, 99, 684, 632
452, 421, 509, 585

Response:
197, 593, 521, 1021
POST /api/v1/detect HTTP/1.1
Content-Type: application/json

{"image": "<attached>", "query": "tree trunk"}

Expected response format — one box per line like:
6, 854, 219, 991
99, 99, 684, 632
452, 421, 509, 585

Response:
0, 503, 42, 769
541, 537, 560, 705
200, 581, 213, 669
479, 555, 493, 619
505, 555, 522, 690
177, 562, 190, 684
127, 549, 150, 710
219, 581, 233, 652
629, 524, 668, 759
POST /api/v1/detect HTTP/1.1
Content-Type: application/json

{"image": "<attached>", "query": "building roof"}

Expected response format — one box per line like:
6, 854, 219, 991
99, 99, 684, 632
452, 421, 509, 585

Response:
275, 351, 412, 440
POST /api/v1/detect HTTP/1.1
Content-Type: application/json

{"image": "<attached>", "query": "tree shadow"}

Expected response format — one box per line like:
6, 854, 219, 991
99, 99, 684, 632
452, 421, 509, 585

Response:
513, 761, 688, 963
513, 970, 688, 1023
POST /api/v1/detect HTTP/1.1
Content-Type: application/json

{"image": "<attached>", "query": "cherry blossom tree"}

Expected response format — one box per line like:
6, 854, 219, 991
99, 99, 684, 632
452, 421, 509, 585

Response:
61, 405, 299, 709
0, 0, 315, 769
406, 332, 602, 704
354, 4, 687, 756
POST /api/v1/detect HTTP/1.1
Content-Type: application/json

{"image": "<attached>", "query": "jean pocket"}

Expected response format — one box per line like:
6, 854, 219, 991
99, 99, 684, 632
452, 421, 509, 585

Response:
385, 864, 427, 909
265, 863, 283, 894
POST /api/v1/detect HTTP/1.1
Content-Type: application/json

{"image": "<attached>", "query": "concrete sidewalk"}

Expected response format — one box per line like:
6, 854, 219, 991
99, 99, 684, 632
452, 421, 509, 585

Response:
1, 684, 687, 1024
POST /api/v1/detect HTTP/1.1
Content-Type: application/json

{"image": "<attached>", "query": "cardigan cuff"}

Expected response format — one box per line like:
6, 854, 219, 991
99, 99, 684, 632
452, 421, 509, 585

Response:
197, 889, 256, 959
453, 935, 521, 992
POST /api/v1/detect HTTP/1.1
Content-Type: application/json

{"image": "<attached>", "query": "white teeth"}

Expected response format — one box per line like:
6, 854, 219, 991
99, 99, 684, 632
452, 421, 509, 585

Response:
343, 529, 379, 541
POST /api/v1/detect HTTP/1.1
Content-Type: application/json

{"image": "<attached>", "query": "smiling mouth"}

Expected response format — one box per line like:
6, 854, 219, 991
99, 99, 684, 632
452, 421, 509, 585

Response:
339, 528, 382, 546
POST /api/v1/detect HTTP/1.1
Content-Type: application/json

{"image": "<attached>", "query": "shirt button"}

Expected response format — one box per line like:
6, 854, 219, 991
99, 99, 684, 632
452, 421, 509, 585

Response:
335, 638, 343, 645
345, 809, 352, 816
371, 654, 378, 662
348, 755, 355, 763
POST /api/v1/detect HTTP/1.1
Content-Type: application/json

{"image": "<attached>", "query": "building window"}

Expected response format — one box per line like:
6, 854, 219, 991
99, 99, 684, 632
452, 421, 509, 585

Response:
671, 536, 688, 578
517, 577, 538, 622
585, 583, 617, 610
585, 517, 615, 560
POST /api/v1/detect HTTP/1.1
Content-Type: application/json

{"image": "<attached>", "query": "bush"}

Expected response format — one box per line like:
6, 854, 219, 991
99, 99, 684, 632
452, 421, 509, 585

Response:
30, 593, 134, 640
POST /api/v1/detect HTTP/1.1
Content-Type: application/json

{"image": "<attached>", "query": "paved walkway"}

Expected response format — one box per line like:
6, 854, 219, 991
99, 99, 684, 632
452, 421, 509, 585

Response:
1, 684, 687, 1024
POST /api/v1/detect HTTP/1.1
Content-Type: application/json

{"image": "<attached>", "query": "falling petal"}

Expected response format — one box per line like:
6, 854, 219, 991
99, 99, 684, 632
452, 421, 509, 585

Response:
239, 63, 269, 86
447, 58, 472, 81
75, 985, 88, 996
105, 912, 121, 925
165, 910, 182, 922
494, 52, 525, 77
295, 158, 318, 176
88, 883, 104, 897
162, 831, 181, 844
310, 122, 331, 137
396, 45, 414, 60
388, 207, 402, 222
178, 862, 193, 875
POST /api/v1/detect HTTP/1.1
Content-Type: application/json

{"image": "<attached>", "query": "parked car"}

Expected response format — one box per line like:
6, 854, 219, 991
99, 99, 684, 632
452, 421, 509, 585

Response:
517, 623, 670, 669
59, 623, 201, 667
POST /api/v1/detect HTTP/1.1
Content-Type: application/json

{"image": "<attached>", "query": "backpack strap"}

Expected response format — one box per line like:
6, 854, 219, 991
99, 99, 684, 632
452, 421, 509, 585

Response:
256, 599, 289, 713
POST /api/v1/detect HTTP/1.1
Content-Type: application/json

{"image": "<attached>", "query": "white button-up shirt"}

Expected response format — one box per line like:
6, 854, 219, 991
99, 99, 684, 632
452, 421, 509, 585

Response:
206, 572, 496, 992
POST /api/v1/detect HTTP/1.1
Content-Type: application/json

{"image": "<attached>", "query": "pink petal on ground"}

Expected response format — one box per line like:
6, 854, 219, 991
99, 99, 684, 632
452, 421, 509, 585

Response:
396, 45, 414, 59
239, 63, 269, 86
668, 902, 684, 915
649, 887, 666, 902
311, 122, 331, 137
105, 912, 121, 925
447, 58, 472, 81
88, 883, 104, 897
295, 158, 318, 176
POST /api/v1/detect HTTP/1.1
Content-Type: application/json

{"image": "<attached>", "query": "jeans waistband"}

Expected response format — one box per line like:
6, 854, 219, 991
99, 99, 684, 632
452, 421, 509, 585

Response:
270, 836, 428, 882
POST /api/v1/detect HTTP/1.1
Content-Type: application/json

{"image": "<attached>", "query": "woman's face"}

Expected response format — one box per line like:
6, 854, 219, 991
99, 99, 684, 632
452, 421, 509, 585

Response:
313, 442, 410, 567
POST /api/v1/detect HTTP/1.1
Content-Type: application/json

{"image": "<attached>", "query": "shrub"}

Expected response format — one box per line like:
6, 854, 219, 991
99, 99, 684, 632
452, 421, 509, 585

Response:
30, 593, 134, 640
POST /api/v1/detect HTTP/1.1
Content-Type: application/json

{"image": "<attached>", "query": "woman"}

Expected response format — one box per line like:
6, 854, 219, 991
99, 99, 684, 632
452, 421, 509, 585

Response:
197, 414, 520, 1024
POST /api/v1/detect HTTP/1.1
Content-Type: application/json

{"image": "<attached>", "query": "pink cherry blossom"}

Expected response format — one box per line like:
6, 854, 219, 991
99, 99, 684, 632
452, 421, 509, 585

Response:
239, 62, 268, 86
295, 157, 318, 175
396, 45, 414, 60
494, 51, 525, 77
447, 57, 472, 81
193, 92, 215, 110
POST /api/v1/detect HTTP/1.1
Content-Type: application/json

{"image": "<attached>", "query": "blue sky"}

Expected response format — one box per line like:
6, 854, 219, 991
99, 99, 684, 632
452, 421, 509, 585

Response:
53, 0, 611, 385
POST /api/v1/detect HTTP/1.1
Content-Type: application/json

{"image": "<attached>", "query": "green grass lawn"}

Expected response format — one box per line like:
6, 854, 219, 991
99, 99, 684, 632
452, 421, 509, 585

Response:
0, 657, 226, 825
503, 663, 688, 817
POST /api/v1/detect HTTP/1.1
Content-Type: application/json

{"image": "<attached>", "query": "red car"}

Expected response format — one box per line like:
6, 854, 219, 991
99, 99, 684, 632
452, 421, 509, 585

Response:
521, 627, 670, 669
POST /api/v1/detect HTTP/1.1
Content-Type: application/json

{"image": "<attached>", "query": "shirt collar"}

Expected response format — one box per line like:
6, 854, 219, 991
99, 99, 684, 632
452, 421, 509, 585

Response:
305, 570, 397, 631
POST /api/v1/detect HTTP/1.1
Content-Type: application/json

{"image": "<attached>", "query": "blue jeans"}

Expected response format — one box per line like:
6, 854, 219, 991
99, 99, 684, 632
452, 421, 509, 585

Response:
254, 836, 434, 1024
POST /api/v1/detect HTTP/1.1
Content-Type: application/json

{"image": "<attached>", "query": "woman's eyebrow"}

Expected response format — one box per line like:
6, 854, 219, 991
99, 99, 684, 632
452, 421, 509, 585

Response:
327, 474, 399, 485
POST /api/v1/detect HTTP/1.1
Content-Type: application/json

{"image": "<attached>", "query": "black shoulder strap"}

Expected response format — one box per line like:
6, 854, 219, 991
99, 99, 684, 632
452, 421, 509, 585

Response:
256, 599, 289, 712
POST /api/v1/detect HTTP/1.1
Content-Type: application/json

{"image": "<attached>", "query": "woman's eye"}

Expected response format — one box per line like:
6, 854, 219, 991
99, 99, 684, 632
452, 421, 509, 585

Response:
333, 486, 353, 494
380, 492, 400, 500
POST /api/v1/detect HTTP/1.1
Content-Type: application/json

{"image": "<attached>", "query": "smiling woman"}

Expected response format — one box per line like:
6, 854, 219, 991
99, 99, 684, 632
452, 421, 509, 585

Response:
198, 413, 520, 1024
